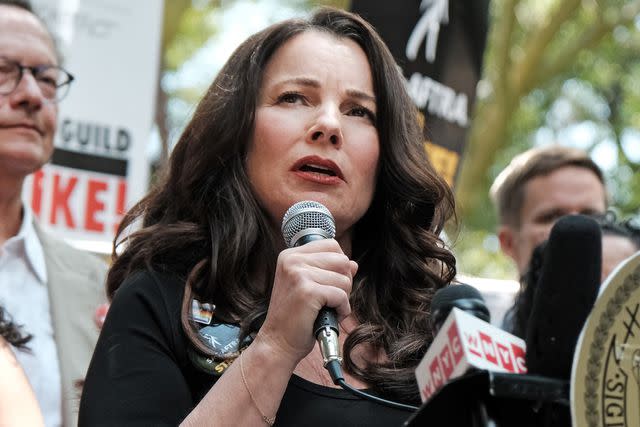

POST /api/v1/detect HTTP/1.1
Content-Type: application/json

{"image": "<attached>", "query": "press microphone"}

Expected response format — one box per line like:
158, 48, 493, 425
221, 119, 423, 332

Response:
416, 284, 527, 402
430, 283, 491, 335
281, 201, 342, 377
525, 214, 601, 380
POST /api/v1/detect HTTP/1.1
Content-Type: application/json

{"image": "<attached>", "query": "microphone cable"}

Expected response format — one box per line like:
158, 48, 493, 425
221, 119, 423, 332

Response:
325, 360, 419, 412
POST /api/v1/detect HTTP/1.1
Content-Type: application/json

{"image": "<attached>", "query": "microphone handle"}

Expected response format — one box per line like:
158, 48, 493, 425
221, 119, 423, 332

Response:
292, 234, 342, 367
313, 307, 339, 337
314, 307, 341, 368
293, 233, 340, 336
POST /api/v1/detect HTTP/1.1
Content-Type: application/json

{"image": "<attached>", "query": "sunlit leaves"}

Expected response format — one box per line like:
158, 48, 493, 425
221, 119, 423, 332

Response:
454, 0, 640, 278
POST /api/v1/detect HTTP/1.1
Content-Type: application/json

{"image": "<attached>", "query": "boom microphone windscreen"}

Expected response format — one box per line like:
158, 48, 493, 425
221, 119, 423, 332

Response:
525, 214, 602, 379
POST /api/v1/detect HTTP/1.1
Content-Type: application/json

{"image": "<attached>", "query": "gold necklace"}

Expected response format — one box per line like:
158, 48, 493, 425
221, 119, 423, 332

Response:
296, 355, 333, 387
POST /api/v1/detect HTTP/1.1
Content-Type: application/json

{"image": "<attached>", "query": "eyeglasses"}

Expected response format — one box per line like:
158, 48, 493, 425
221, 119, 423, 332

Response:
0, 56, 74, 102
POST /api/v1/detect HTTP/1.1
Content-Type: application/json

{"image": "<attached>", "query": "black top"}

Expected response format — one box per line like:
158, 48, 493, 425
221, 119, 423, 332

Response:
79, 270, 412, 426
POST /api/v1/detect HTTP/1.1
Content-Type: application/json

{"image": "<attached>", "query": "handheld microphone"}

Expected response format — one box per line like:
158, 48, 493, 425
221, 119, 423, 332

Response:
281, 201, 342, 371
281, 201, 419, 412
525, 214, 602, 379
416, 284, 527, 402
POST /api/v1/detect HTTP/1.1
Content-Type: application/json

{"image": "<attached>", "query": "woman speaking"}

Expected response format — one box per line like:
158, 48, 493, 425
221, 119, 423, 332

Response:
79, 7, 456, 426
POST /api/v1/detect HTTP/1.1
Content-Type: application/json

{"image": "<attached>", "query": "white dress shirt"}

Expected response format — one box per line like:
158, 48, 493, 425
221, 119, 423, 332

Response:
0, 206, 62, 427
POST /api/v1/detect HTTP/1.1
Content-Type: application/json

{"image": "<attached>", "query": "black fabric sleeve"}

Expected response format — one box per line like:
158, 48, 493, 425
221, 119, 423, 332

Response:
79, 270, 413, 427
78, 271, 198, 426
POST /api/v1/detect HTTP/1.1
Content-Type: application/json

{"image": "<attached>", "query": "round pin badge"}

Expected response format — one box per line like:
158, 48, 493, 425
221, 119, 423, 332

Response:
189, 323, 253, 376
187, 348, 237, 377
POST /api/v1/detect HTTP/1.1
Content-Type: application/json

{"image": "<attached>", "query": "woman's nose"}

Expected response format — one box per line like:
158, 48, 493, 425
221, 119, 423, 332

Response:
305, 105, 343, 147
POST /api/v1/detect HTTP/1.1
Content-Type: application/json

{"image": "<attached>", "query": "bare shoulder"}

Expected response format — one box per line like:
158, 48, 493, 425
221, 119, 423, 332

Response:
0, 338, 45, 426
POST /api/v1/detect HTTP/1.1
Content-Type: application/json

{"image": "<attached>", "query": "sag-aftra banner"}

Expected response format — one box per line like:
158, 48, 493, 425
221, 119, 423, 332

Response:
351, 0, 489, 186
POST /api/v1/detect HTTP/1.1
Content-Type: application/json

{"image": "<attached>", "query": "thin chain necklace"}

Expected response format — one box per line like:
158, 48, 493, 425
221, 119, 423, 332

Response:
295, 354, 335, 387
295, 317, 368, 388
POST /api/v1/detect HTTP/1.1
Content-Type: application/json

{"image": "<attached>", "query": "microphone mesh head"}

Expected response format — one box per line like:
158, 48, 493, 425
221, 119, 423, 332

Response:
281, 201, 336, 248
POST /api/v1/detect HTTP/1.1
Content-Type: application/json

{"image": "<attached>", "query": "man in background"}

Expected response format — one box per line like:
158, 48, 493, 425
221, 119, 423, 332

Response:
0, 1, 107, 425
490, 145, 607, 277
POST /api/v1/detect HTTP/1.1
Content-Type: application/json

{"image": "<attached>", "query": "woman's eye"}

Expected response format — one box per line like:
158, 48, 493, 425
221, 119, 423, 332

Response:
349, 106, 376, 122
278, 92, 304, 104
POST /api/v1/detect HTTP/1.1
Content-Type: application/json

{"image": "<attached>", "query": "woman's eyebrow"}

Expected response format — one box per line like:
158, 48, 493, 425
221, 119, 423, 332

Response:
272, 77, 375, 103
346, 89, 376, 104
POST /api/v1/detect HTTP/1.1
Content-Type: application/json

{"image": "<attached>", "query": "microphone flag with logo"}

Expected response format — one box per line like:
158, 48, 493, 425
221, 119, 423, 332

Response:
416, 284, 527, 402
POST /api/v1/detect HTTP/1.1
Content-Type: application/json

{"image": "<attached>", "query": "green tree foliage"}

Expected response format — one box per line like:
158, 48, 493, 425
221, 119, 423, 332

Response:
153, 0, 222, 167
164, 2, 221, 71
452, 0, 640, 278
458, 0, 640, 227
156, 0, 349, 165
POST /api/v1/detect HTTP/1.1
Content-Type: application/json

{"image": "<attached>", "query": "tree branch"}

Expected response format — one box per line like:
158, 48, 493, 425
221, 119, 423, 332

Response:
510, 0, 581, 97
530, 1, 640, 91
491, 0, 518, 105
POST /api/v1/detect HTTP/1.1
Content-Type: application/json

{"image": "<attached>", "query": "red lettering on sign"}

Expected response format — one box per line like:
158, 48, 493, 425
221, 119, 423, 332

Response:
465, 331, 482, 357
512, 342, 527, 373
421, 376, 434, 401
50, 174, 78, 228
439, 344, 454, 379
479, 332, 498, 365
496, 342, 514, 372
31, 170, 44, 217
28, 168, 130, 237
85, 179, 108, 232
447, 321, 464, 363
113, 179, 126, 234
429, 357, 444, 391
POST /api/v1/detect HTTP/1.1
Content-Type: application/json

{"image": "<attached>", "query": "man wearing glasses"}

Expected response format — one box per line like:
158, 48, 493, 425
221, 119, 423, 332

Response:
0, 1, 107, 426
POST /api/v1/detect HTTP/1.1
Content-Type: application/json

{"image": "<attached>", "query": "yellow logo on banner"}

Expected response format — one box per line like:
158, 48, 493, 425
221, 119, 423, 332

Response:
424, 142, 459, 187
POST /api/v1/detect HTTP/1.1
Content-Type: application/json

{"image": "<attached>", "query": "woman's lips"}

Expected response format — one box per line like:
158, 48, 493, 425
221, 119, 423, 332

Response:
291, 156, 345, 185
293, 169, 344, 185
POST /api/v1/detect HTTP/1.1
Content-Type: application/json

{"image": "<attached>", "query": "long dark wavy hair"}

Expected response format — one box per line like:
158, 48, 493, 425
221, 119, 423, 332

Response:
107, 7, 456, 403
0, 306, 31, 350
